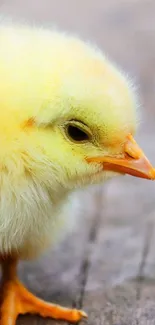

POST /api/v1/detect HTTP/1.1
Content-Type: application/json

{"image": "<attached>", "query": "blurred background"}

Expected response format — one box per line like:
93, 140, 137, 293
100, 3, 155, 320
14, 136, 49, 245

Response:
1, 1, 155, 324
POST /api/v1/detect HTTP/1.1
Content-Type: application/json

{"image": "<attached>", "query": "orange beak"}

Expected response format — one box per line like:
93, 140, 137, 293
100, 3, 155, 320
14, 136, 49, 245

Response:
86, 134, 155, 180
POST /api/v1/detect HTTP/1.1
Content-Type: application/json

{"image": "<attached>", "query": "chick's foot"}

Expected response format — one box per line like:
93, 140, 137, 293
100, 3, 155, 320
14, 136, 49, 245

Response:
0, 259, 87, 324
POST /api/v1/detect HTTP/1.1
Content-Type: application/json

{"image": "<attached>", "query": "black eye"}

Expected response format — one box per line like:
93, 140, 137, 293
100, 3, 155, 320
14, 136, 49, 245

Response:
66, 122, 91, 143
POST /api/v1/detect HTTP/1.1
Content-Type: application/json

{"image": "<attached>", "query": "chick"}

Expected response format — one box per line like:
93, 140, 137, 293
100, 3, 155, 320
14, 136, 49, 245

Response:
0, 22, 154, 324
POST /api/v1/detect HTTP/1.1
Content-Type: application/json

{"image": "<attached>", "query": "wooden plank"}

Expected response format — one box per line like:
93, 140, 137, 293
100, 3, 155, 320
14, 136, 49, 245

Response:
80, 171, 155, 325
1, 0, 155, 324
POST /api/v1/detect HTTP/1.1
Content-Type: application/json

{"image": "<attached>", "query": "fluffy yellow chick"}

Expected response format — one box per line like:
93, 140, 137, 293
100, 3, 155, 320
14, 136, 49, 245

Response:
0, 22, 154, 324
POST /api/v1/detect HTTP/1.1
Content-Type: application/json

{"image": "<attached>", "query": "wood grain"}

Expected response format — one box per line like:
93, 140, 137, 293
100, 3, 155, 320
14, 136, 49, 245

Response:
0, 0, 155, 324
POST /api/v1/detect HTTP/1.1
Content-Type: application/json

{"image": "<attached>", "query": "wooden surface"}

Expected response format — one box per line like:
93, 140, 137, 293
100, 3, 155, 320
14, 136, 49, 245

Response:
1, 0, 155, 324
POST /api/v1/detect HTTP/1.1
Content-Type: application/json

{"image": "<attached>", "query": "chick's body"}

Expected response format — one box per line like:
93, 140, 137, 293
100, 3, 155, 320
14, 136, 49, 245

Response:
1, 23, 151, 324
0, 24, 137, 260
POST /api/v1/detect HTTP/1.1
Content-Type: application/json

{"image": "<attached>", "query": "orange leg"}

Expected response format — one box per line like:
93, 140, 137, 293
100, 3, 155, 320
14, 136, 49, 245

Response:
0, 258, 87, 324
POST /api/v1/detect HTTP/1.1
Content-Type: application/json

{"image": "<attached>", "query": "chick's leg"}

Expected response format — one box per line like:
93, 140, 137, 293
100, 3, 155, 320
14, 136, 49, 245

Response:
0, 258, 87, 324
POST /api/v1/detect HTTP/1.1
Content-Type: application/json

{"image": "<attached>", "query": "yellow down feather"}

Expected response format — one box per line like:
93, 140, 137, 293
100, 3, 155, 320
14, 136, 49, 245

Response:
0, 23, 138, 258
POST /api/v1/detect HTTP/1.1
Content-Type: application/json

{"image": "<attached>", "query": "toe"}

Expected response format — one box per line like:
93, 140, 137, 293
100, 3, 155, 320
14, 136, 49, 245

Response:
69, 309, 88, 322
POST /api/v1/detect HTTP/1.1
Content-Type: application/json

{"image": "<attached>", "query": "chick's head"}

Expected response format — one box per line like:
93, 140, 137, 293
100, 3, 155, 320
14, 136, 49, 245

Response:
1, 27, 154, 196
34, 56, 138, 190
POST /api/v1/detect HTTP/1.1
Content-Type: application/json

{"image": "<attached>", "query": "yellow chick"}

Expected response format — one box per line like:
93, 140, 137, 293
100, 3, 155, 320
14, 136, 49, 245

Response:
0, 22, 154, 324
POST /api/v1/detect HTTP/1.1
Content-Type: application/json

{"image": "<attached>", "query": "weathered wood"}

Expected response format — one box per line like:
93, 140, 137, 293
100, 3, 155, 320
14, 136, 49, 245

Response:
80, 182, 154, 325
1, 0, 155, 324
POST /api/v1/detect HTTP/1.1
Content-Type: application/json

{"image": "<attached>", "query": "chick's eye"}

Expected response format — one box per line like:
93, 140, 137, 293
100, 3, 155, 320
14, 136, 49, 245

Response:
66, 123, 90, 143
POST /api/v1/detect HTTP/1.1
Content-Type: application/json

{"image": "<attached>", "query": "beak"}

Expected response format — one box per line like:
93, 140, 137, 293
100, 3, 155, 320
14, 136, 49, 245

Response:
86, 134, 155, 180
